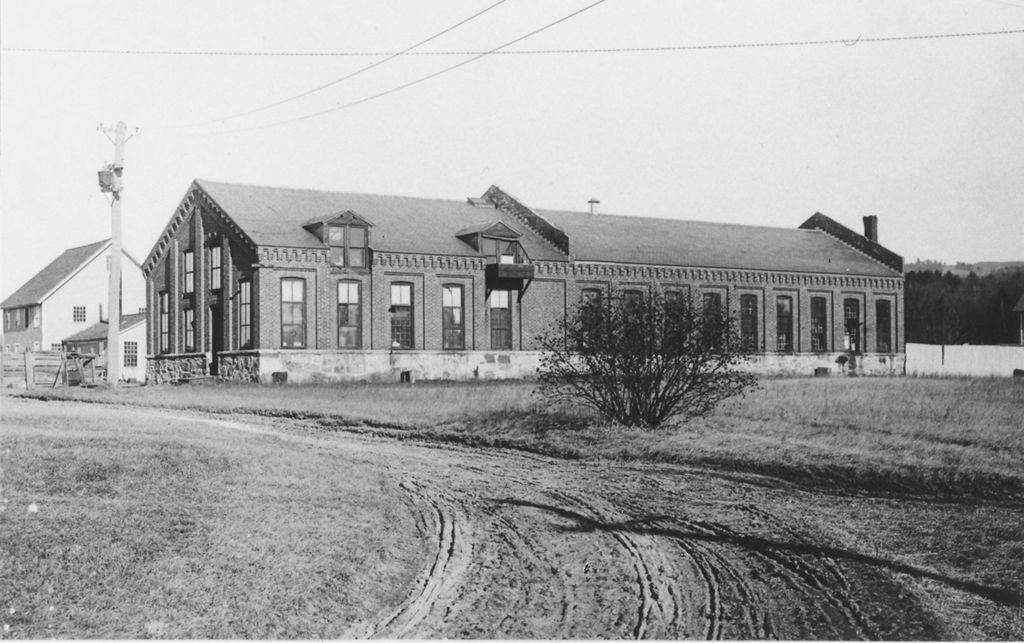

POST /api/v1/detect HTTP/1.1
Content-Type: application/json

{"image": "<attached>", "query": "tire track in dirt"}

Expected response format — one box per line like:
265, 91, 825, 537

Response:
732, 503, 878, 639
344, 479, 472, 639
548, 489, 691, 639
135, 407, 907, 639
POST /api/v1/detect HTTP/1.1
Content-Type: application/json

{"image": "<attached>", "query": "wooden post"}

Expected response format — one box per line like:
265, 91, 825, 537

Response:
24, 351, 34, 389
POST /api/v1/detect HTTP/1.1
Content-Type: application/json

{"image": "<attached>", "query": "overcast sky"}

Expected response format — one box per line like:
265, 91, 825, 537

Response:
2, 0, 1022, 299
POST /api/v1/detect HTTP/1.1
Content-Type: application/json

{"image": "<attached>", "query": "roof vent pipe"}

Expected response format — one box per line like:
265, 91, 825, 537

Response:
863, 215, 878, 242
588, 197, 600, 215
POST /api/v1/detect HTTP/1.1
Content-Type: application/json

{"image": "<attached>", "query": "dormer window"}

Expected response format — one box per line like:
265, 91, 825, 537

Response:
482, 237, 524, 264
304, 210, 373, 270
327, 224, 368, 268
455, 221, 527, 264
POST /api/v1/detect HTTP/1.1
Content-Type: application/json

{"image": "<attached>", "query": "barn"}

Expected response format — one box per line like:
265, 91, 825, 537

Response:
142, 180, 904, 383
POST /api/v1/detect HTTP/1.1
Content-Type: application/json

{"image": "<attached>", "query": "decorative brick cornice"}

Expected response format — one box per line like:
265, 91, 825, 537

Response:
258, 246, 329, 266
374, 252, 485, 272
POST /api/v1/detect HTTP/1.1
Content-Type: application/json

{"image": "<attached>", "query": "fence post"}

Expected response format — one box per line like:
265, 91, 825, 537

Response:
24, 351, 34, 389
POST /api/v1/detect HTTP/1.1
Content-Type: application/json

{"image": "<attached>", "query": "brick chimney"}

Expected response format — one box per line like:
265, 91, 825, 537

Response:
862, 215, 878, 243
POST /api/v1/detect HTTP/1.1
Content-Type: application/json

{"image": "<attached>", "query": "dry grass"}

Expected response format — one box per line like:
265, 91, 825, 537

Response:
13, 376, 1024, 498
0, 401, 426, 638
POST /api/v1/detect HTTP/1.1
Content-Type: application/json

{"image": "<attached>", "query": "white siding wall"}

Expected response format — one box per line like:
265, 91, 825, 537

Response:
41, 248, 146, 348
905, 343, 1024, 377
120, 322, 148, 382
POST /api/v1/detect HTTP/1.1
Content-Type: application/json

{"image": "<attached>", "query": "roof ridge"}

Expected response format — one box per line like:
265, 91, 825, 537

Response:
196, 178, 476, 206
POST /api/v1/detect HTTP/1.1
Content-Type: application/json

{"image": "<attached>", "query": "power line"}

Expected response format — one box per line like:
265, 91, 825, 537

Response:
198, 0, 510, 126
5, 27, 1023, 57
224, 0, 610, 134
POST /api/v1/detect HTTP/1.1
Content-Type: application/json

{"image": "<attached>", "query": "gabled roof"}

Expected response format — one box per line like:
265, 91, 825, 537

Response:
2, 239, 118, 309
190, 180, 902, 277
195, 180, 567, 262
61, 312, 147, 344
537, 208, 902, 277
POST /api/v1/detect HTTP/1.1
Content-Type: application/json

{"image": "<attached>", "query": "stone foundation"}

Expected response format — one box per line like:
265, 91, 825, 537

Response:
220, 349, 541, 384
740, 352, 905, 377
148, 349, 905, 384
146, 353, 209, 383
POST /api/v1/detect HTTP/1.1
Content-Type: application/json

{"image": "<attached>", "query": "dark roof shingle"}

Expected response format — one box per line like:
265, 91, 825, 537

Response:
196, 180, 567, 262
1, 239, 110, 309
537, 208, 901, 276
194, 180, 901, 277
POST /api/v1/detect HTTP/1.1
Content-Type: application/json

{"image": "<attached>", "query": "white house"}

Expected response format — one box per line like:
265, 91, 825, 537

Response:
1, 239, 146, 353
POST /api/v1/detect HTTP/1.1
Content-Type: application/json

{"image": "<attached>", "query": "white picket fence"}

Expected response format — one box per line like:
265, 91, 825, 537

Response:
905, 343, 1024, 377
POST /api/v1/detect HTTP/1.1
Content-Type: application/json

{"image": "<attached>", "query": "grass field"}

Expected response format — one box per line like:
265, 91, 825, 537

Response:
0, 402, 427, 638
15, 376, 1024, 499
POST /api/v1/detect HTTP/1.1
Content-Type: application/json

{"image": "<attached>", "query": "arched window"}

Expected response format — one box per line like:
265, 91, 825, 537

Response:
442, 285, 465, 350
489, 290, 512, 350
390, 283, 414, 349
776, 296, 794, 353
876, 300, 892, 353
811, 297, 828, 352
337, 281, 361, 349
740, 294, 758, 351
844, 298, 861, 353
281, 278, 306, 348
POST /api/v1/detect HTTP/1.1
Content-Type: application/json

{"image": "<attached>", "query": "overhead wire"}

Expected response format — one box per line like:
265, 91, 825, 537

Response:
196, 0, 511, 126
221, 0, 610, 134
4, 27, 1023, 57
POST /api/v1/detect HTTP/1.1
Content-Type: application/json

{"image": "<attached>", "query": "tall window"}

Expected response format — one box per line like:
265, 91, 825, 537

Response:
159, 292, 169, 353
183, 250, 195, 294
73, 306, 86, 323
740, 294, 758, 351
442, 285, 465, 350
337, 281, 361, 349
183, 308, 195, 352
124, 341, 138, 367
489, 290, 512, 350
844, 298, 861, 352
390, 283, 413, 349
238, 281, 252, 349
329, 225, 368, 268
208, 244, 222, 290
876, 300, 892, 353
281, 279, 306, 348
776, 296, 794, 352
811, 297, 828, 352
31, 307, 40, 328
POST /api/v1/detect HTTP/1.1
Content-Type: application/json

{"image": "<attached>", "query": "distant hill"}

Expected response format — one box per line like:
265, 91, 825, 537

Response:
905, 260, 1024, 277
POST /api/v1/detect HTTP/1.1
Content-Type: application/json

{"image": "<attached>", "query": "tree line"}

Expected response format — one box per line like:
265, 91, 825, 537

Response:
905, 267, 1024, 345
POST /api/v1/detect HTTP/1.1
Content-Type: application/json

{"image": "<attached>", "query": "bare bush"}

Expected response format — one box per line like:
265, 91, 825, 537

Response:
536, 289, 757, 428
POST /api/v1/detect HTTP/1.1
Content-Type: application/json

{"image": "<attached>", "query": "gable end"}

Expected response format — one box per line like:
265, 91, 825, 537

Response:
799, 212, 904, 273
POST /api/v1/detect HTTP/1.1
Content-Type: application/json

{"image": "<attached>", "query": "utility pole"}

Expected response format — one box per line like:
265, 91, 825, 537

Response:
97, 121, 135, 385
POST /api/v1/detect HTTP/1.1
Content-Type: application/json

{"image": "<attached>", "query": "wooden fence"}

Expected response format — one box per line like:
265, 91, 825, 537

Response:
1, 351, 101, 389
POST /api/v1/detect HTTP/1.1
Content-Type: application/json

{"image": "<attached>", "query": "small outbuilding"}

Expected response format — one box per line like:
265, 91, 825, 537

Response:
62, 312, 148, 382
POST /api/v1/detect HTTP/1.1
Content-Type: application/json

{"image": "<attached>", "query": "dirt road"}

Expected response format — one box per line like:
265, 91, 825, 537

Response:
168, 410, 955, 640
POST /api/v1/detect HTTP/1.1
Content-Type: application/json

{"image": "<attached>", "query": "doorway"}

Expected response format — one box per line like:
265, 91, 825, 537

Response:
210, 304, 223, 376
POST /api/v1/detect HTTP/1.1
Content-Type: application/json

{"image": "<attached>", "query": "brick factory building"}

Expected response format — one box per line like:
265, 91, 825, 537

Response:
143, 180, 905, 383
